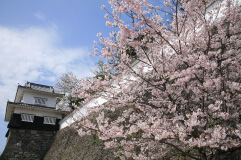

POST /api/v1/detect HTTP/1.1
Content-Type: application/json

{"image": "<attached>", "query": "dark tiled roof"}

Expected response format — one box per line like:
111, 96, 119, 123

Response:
26, 81, 53, 88
17, 85, 64, 97
8, 102, 69, 114
16, 81, 64, 95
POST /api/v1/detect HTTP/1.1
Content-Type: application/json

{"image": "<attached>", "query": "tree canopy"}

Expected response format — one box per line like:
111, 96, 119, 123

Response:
74, 0, 241, 159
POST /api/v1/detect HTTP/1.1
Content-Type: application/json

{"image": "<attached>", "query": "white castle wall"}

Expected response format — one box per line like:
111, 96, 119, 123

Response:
23, 92, 56, 108
60, 97, 107, 129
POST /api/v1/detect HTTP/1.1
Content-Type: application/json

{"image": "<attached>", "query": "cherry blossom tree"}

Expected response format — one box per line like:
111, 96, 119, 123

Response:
56, 72, 84, 110
91, 60, 114, 80
75, 0, 241, 159
56, 72, 79, 94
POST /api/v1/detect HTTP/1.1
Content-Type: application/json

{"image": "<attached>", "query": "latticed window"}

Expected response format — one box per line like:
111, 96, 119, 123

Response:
21, 114, 34, 122
34, 97, 47, 105
44, 117, 56, 125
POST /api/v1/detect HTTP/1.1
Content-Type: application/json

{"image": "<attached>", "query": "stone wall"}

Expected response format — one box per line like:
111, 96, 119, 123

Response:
0, 128, 55, 160
44, 126, 118, 160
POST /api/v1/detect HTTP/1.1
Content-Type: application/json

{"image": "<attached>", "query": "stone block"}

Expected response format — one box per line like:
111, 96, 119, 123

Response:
19, 129, 25, 133
1, 129, 55, 160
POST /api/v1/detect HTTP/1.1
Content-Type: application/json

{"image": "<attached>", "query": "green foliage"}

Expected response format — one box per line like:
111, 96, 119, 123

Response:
131, 130, 143, 138
68, 95, 85, 109
127, 105, 135, 108
126, 46, 137, 58
127, 130, 143, 140
115, 146, 122, 152
91, 134, 103, 145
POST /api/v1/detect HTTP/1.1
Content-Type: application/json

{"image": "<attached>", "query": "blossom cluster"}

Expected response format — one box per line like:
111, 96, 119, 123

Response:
75, 0, 241, 159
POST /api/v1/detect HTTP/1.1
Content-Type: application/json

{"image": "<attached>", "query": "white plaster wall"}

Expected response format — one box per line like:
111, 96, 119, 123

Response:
233, 0, 241, 5
14, 107, 63, 119
60, 97, 107, 129
23, 92, 56, 108
207, 0, 241, 17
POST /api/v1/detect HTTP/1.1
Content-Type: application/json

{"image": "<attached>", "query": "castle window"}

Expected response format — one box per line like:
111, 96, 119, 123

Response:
44, 117, 56, 125
34, 97, 47, 105
21, 114, 34, 122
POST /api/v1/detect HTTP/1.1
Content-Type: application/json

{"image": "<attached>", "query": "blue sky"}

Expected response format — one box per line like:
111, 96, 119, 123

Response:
0, 0, 112, 154
0, 0, 168, 154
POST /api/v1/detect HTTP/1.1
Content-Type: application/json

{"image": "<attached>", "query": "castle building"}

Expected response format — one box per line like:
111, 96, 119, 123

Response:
1, 82, 69, 160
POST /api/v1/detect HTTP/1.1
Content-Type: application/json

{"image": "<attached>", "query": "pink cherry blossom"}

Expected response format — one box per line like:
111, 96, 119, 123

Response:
74, 0, 241, 159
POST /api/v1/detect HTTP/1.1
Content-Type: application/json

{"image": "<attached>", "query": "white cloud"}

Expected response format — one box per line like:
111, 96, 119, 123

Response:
34, 12, 46, 21
0, 26, 95, 115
